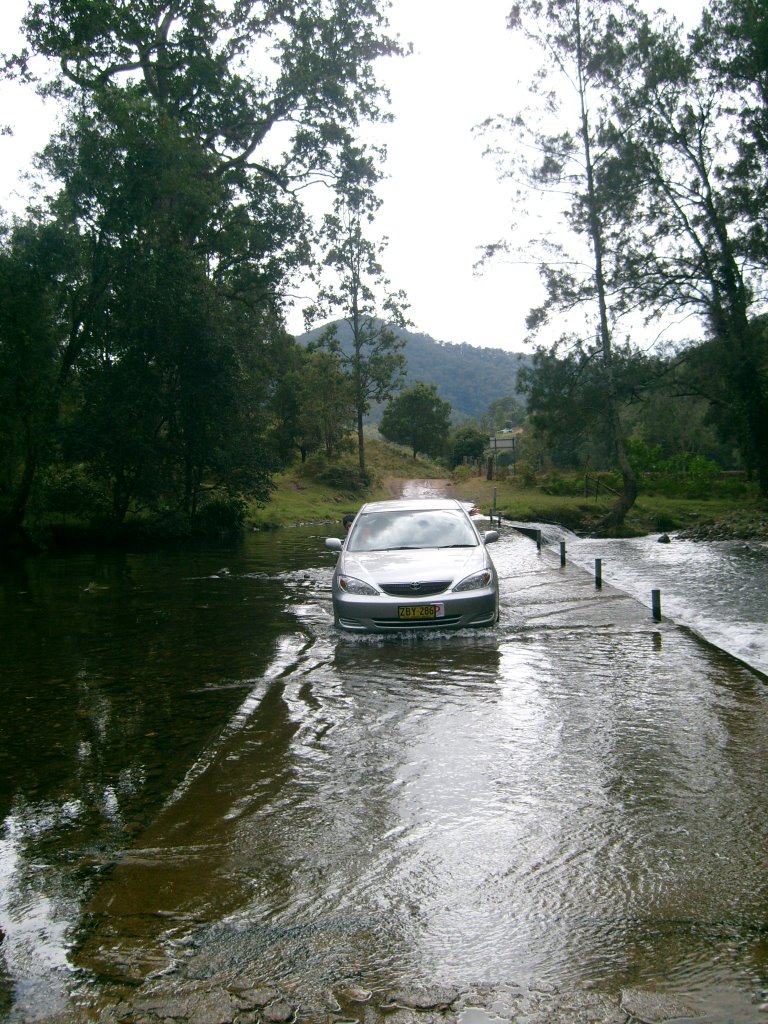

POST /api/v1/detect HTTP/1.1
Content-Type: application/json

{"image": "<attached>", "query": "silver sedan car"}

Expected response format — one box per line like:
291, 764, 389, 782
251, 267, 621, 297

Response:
325, 498, 499, 633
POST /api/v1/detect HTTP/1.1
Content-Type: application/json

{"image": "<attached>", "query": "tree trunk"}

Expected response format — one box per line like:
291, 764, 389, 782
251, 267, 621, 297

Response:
357, 406, 366, 476
575, 0, 637, 531
0, 450, 36, 544
599, 400, 639, 531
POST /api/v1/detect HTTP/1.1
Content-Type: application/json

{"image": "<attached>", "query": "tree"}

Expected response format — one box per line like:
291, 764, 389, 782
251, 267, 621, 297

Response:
0, 218, 68, 537
518, 339, 659, 470
599, 5, 768, 493
379, 382, 451, 460
695, 0, 768, 242
271, 348, 355, 463
480, 0, 642, 529
0, 0, 402, 540
35, 105, 294, 524
308, 186, 408, 477
622, 357, 736, 467
296, 350, 356, 460
448, 424, 489, 469
13, 1, 400, 186
482, 395, 526, 434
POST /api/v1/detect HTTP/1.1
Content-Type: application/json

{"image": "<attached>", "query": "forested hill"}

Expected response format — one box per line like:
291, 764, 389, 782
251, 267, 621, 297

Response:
296, 321, 529, 422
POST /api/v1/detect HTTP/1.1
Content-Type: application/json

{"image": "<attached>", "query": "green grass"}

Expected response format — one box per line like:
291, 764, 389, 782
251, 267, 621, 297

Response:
448, 472, 764, 536
247, 439, 449, 529
248, 441, 765, 537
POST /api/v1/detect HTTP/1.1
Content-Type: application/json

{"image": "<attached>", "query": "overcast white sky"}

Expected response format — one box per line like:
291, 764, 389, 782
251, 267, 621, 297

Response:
0, 0, 704, 352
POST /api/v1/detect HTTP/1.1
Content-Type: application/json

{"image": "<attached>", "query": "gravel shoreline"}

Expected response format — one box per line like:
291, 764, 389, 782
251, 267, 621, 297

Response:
675, 508, 768, 542
42, 976, 712, 1024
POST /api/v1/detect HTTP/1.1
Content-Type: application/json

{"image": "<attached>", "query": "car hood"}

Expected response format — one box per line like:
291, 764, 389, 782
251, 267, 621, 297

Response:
340, 546, 489, 586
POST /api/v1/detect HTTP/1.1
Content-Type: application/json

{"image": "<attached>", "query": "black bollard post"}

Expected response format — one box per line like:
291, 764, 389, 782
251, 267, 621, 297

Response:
652, 589, 661, 621
536, 529, 542, 552
595, 558, 602, 589
560, 541, 566, 567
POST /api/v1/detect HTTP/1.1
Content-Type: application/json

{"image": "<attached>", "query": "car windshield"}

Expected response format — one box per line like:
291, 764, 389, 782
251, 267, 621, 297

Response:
347, 509, 478, 552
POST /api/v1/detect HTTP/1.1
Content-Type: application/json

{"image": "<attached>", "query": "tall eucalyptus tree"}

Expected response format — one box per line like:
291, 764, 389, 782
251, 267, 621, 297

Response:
602, 6, 768, 493
307, 170, 408, 478
481, 0, 642, 529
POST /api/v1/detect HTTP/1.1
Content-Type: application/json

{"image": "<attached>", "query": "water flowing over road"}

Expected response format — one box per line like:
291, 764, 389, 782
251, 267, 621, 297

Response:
1, 485, 767, 1023
551, 529, 768, 678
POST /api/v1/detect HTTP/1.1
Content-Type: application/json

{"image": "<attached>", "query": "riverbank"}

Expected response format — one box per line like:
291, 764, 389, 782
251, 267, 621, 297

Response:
674, 506, 768, 541
6, 441, 765, 551
252, 454, 766, 541
51, 973, 710, 1024
443, 475, 768, 540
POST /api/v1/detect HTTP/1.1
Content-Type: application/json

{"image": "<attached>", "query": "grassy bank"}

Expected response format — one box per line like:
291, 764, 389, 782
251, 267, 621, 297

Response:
250, 443, 767, 540
448, 472, 768, 539
246, 440, 448, 529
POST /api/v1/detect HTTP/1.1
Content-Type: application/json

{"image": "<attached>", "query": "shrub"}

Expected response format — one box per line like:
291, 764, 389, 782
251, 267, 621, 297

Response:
451, 464, 475, 483
514, 460, 538, 487
146, 508, 193, 539
318, 463, 370, 490
654, 512, 680, 532
299, 453, 370, 491
193, 496, 246, 538
39, 465, 111, 520
540, 470, 583, 496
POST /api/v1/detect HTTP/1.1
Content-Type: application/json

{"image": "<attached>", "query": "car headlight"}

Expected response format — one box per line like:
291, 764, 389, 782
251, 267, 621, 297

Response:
338, 575, 379, 596
453, 569, 493, 592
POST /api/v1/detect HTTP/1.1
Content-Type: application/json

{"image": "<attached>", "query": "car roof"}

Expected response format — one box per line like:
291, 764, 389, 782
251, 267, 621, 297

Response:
357, 498, 466, 514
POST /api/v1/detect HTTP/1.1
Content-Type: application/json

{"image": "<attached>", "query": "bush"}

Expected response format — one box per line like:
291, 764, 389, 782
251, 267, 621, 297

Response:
193, 496, 246, 538
514, 460, 538, 488
654, 512, 680, 532
451, 464, 476, 483
539, 470, 583, 496
710, 477, 749, 498
39, 465, 111, 520
145, 508, 193, 540
639, 453, 722, 499
318, 463, 370, 490
299, 454, 370, 491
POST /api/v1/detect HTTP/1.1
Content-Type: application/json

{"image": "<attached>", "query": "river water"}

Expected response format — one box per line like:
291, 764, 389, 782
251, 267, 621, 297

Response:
535, 526, 768, 678
1, 517, 767, 1022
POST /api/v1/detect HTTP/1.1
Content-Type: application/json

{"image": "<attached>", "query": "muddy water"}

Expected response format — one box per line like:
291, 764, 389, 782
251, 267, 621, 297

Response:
1, 517, 768, 1022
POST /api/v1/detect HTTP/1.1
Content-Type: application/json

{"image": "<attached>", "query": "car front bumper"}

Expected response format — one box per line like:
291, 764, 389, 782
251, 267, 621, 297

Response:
332, 587, 499, 633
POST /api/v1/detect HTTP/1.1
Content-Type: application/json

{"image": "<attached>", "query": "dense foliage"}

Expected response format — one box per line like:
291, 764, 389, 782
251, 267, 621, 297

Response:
379, 382, 452, 459
2, 0, 767, 546
448, 425, 490, 469
482, 0, 768, 518
0, 0, 400, 543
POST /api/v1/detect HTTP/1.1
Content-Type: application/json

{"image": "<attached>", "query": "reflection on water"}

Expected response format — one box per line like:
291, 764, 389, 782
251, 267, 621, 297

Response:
1, 526, 768, 1021
0, 536, 295, 1018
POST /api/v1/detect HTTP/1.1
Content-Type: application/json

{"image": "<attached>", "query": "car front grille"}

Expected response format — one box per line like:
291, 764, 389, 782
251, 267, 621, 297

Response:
380, 581, 451, 597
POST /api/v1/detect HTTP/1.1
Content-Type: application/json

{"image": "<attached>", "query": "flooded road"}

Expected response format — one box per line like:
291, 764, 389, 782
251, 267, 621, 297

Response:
1, 499, 768, 1022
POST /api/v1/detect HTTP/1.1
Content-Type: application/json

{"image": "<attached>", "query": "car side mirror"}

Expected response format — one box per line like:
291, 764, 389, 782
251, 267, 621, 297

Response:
483, 530, 499, 544
325, 537, 342, 551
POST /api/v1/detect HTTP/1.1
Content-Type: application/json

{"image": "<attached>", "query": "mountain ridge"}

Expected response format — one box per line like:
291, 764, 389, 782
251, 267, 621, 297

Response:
295, 320, 529, 422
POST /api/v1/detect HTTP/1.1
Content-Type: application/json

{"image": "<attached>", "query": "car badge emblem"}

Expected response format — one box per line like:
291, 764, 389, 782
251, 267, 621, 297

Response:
410, 582, 421, 591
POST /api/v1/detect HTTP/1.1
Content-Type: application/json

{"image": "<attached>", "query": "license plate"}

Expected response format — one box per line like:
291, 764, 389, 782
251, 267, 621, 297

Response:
398, 603, 445, 620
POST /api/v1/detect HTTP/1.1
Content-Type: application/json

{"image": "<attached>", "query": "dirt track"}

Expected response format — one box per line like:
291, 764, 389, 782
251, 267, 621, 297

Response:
385, 478, 457, 499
